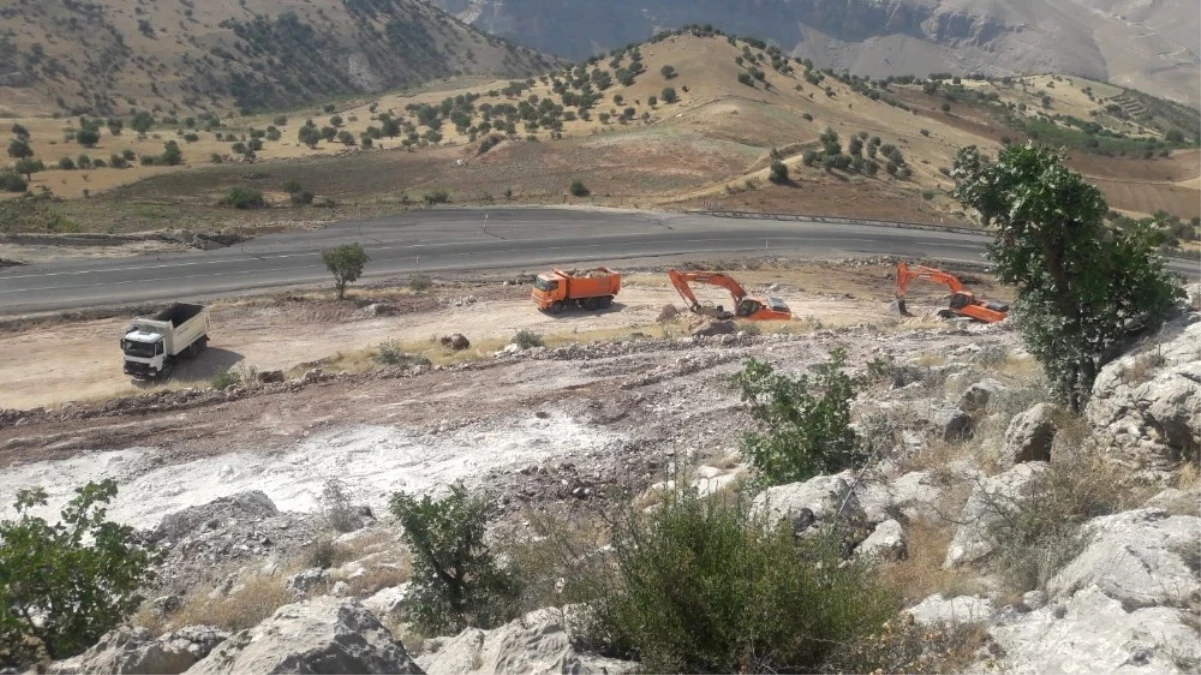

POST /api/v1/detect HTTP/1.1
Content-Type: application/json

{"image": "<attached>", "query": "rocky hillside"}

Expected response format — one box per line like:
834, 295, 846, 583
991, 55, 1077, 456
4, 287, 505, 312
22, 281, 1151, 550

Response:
0, 0, 558, 116
432, 0, 1201, 107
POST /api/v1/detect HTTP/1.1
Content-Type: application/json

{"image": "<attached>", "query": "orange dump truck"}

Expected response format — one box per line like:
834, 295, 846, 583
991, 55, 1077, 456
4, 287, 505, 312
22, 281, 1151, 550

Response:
532, 268, 621, 313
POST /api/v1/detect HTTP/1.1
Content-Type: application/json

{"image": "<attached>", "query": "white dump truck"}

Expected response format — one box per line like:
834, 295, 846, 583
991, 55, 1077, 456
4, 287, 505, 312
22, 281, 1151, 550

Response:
121, 303, 210, 380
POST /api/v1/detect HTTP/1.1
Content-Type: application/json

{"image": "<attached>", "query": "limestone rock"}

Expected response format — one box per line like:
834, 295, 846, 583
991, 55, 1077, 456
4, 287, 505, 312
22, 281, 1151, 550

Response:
361, 583, 410, 621
1087, 321, 1201, 471
906, 594, 995, 626
751, 474, 866, 530
857, 519, 907, 560
1000, 403, 1056, 467
418, 607, 635, 675
286, 567, 330, 597
184, 597, 421, 674
981, 586, 1201, 674
51, 626, 229, 675
1046, 508, 1201, 609
960, 378, 1006, 412
944, 463, 1048, 568
855, 470, 953, 523
150, 491, 279, 543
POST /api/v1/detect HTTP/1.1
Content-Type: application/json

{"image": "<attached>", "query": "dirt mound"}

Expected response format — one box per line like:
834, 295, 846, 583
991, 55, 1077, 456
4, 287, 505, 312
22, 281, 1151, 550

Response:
690, 319, 737, 337
657, 304, 680, 322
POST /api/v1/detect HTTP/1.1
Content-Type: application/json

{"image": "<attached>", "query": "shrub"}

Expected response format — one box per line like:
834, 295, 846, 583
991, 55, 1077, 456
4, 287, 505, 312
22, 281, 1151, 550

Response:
569, 179, 590, 197
661, 87, 678, 104
390, 485, 519, 634
319, 479, 361, 533
0, 171, 28, 192
290, 190, 314, 206
273, 115, 288, 126
512, 329, 544, 349
737, 72, 755, 87
218, 187, 265, 209
733, 349, 863, 486
75, 128, 100, 147
801, 112, 813, 121
660, 64, 677, 79
769, 159, 789, 184
0, 481, 158, 665
572, 489, 896, 673
57, 156, 76, 170
321, 243, 369, 299
408, 274, 433, 292
424, 190, 450, 205
375, 339, 405, 365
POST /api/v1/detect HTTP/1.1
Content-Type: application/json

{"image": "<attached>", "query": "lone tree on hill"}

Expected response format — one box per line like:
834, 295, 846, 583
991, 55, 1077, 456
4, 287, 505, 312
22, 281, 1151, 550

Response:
322, 243, 369, 299
953, 143, 1183, 411
7, 138, 32, 159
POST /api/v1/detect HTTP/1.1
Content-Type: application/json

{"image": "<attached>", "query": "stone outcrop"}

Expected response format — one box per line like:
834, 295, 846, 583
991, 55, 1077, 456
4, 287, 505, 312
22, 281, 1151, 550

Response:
906, 594, 995, 626
944, 463, 1047, 568
50, 626, 228, 675
1088, 320, 1201, 471
418, 607, 636, 675
184, 597, 421, 674
960, 378, 1006, 412
999, 403, 1056, 467
856, 518, 907, 560
751, 473, 866, 531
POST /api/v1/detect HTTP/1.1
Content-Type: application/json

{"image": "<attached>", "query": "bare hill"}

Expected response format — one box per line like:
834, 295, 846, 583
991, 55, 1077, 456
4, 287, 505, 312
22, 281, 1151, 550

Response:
432, 0, 1201, 108
0, 0, 558, 116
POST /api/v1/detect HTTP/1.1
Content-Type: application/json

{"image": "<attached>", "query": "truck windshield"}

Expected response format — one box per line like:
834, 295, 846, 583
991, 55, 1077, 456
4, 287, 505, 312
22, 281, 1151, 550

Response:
533, 278, 558, 292
123, 340, 158, 358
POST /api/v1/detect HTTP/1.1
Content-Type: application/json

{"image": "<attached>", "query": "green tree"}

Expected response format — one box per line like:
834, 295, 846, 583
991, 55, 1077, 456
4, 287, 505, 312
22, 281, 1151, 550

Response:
661, 87, 678, 104
159, 141, 182, 166
0, 481, 157, 666
14, 158, 44, 181
10, 123, 29, 140
769, 159, 789, 184
321, 243, 369, 299
7, 138, 32, 160
298, 125, 322, 148
1165, 129, 1184, 144
389, 485, 518, 634
569, 179, 589, 197
848, 136, 863, 156
106, 119, 123, 136
336, 130, 355, 146
381, 118, 401, 138
660, 64, 677, 79
733, 349, 863, 485
953, 143, 1184, 410
0, 171, 27, 192
130, 112, 154, 135
217, 187, 265, 209
76, 128, 100, 148
57, 156, 75, 170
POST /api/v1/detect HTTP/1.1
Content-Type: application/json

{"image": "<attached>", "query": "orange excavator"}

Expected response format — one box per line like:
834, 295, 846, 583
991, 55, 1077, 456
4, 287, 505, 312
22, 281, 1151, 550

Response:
895, 262, 1009, 323
668, 269, 792, 321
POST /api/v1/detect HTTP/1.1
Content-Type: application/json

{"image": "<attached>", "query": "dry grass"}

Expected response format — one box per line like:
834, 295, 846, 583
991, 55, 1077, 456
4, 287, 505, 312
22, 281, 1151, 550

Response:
879, 519, 983, 605
154, 574, 297, 634
1125, 349, 1167, 385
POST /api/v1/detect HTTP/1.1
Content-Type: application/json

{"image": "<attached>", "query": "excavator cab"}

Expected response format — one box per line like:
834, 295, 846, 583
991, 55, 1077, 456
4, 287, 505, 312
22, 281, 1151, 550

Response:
667, 269, 793, 322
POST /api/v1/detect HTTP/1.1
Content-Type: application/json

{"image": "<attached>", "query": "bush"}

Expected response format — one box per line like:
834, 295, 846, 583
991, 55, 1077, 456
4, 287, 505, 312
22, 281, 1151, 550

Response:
0, 171, 28, 192
0, 481, 158, 665
57, 156, 75, 170
737, 72, 755, 87
390, 485, 519, 634
733, 349, 864, 486
569, 179, 590, 197
660, 64, 677, 79
408, 274, 433, 292
318, 479, 360, 534
423, 190, 450, 205
375, 339, 405, 365
75, 128, 99, 147
572, 489, 896, 673
512, 329, 544, 349
321, 243, 369, 299
661, 87, 678, 104
769, 160, 789, 184
218, 187, 265, 209
290, 190, 314, 205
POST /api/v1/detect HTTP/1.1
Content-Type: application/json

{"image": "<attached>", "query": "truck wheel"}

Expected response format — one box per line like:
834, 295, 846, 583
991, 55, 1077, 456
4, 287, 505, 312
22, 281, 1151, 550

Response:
583, 297, 599, 311
197, 337, 208, 353
599, 296, 613, 309
160, 361, 174, 380
550, 301, 565, 314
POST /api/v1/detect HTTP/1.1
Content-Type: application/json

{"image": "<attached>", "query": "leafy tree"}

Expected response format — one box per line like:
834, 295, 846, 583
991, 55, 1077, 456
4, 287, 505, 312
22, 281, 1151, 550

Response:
660, 64, 677, 79
953, 143, 1184, 410
109, 153, 129, 169
336, 130, 355, 146
10, 123, 29, 140
130, 112, 154, 134
648, 95, 658, 106
381, 118, 401, 138
298, 125, 322, 148
320, 126, 337, 142
661, 87, 678, 104
0, 481, 157, 666
7, 139, 32, 160
733, 349, 863, 485
159, 141, 183, 166
76, 154, 92, 169
329, 114, 343, 128
13, 158, 43, 180
389, 485, 518, 634
76, 128, 100, 147
273, 115, 288, 126
321, 243, 369, 299
218, 187, 265, 210
769, 159, 789, 184
0, 171, 27, 192
737, 72, 755, 87
57, 156, 75, 170
106, 119, 123, 136
1165, 129, 1184, 144
569, 179, 589, 197
848, 136, 863, 156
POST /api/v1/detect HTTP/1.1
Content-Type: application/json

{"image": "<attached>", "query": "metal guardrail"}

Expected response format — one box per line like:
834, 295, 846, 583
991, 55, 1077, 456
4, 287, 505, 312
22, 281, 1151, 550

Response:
687, 208, 1200, 262
691, 209, 986, 236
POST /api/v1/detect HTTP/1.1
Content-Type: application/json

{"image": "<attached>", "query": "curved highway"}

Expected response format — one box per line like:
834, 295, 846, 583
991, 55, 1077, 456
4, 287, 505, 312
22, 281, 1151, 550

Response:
1, 208, 1196, 314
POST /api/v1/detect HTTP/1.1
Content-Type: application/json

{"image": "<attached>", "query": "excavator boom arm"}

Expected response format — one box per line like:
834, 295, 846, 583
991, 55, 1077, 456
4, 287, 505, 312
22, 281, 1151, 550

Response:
668, 269, 748, 309
896, 262, 967, 297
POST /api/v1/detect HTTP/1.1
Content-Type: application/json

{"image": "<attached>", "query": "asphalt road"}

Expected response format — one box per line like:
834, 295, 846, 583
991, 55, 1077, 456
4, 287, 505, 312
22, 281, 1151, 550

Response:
2, 208, 1196, 314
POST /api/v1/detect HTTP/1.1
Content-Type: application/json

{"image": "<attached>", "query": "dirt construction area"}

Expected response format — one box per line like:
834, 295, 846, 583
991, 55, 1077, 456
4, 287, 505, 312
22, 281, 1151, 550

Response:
0, 260, 1017, 528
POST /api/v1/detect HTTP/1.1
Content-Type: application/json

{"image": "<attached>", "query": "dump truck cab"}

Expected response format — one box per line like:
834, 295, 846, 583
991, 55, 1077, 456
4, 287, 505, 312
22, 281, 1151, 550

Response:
120, 329, 169, 379
532, 268, 621, 314
531, 273, 565, 308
